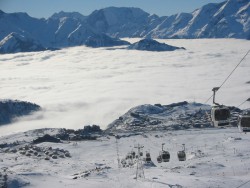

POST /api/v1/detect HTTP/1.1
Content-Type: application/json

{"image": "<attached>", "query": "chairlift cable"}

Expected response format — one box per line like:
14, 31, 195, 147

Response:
204, 49, 250, 104
237, 98, 250, 108
235, 179, 250, 188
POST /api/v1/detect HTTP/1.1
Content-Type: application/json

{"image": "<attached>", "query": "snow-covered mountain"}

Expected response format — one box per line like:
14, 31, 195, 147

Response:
85, 0, 249, 39
0, 32, 46, 54
145, 0, 250, 39
0, 0, 249, 53
85, 7, 155, 38
49, 11, 86, 21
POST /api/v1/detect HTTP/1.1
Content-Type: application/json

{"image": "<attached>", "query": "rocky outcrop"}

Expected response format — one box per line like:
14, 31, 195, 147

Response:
85, 34, 130, 48
128, 39, 185, 51
0, 100, 41, 125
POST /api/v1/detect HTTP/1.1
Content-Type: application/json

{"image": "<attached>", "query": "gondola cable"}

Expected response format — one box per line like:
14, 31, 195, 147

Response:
235, 179, 250, 188
204, 49, 250, 104
237, 98, 250, 108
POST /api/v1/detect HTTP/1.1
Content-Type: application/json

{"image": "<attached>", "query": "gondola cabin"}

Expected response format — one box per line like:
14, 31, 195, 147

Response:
157, 155, 162, 163
238, 114, 250, 132
145, 152, 151, 162
211, 106, 230, 127
177, 151, 186, 161
161, 151, 170, 162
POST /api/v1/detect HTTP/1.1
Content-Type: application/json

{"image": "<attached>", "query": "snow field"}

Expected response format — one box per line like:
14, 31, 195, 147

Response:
1, 128, 250, 187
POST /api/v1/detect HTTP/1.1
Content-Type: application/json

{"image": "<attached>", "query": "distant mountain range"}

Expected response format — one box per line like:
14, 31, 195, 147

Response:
0, 0, 249, 53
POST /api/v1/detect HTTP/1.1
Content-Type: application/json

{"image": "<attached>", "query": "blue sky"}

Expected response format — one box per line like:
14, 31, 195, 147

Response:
0, 0, 225, 18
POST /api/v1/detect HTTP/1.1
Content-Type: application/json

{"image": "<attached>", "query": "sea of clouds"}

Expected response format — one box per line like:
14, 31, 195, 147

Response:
0, 38, 249, 135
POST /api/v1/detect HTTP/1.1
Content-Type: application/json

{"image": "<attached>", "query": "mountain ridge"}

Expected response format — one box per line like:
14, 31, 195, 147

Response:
0, 0, 249, 53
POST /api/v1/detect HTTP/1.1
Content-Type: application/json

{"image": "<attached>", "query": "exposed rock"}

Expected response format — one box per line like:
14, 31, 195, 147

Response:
128, 39, 185, 51
85, 34, 130, 48
107, 101, 241, 132
33, 134, 61, 144
55, 125, 102, 141
0, 100, 41, 126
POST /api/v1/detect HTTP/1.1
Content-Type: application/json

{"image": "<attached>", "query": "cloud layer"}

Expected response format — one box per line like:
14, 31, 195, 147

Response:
0, 38, 249, 135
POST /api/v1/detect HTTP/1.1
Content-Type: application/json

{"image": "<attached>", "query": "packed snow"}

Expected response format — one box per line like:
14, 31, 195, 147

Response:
0, 38, 249, 136
1, 127, 250, 187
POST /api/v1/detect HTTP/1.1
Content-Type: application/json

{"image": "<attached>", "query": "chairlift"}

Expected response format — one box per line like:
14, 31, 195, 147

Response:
211, 87, 230, 127
177, 144, 186, 161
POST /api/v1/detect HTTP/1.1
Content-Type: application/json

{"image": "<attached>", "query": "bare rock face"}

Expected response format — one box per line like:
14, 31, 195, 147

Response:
85, 34, 130, 48
128, 39, 185, 52
33, 134, 61, 144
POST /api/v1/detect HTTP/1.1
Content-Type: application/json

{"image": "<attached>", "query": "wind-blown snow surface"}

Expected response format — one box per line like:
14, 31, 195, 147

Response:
0, 39, 249, 135
1, 128, 250, 187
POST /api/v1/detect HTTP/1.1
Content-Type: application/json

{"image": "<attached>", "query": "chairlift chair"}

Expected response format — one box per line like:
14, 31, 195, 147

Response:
211, 87, 230, 127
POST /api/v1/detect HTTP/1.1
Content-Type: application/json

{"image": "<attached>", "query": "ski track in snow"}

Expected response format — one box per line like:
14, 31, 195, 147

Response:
0, 39, 249, 135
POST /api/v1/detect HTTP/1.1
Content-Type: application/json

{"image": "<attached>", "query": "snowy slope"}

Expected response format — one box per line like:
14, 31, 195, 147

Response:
145, 0, 250, 39
0, 10, 123, 50
0, 33, 46, 54
107, 101, 241, 133
1, 127, 250, 187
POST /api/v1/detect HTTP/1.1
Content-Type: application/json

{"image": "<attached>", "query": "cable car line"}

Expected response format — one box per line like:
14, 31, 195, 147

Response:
235, 179, 250, 188
237, 98, 250, 108
204, 49, 250, 104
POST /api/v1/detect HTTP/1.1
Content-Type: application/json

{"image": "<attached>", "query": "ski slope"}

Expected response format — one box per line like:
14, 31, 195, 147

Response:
1, 127, 250, 187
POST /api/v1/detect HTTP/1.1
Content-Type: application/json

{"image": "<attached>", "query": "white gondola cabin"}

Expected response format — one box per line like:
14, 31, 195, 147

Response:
177, 144, 186, 161
145, 152, 151, 162
157, 153, 162, 163
238, 113, 250, 132
177, 151, 186, 161
210, 87, 230, 127
211, 106, 230, 127
161, 151, 170, 162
